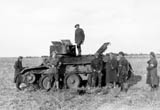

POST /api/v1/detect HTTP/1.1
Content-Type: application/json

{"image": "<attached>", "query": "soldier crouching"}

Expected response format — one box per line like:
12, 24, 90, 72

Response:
91, 53, 103, 87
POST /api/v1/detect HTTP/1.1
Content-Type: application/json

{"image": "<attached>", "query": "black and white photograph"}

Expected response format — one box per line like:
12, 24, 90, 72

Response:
0, 0, 160, 110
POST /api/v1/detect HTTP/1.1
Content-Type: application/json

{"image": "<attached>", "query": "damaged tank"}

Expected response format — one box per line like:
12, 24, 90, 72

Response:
15, 40, 140, 91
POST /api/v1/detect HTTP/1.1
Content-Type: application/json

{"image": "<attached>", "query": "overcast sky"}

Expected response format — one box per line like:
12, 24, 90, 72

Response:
0, 0, 160, 57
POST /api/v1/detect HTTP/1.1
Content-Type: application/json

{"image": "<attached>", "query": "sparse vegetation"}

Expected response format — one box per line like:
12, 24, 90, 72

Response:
0, 56, 160, 110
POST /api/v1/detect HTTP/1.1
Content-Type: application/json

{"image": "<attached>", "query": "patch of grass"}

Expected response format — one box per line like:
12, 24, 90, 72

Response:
0, 57, 159, 110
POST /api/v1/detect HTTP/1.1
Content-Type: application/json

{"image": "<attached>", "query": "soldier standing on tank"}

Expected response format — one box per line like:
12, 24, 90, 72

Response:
74, 24, 85, 56
14, 56, 24, 90
117, 52, 129, 92
91, 53, 103, 87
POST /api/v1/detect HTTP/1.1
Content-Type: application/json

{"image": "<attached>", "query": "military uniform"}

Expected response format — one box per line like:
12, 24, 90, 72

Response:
43, 56, 62, 89
14, 58, 24, 90
105, 58, 111, 85
109, 58, 118, 83
45, 57, 61, 81
75, 27, 85, 55
118, 56, 129, 85
91, 55, 103, 87
14, 59, 23, 83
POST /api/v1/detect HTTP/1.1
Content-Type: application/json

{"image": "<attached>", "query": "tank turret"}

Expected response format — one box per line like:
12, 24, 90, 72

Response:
50, 40, 76, 57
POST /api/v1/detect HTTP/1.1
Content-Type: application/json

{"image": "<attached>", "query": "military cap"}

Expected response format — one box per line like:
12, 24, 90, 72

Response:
75, 24, 80, 28
19, 56, 23, 58
18, 56, 23, 60
118, 51, 125, 56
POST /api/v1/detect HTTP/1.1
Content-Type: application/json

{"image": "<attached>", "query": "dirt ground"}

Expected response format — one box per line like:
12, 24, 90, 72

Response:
0, 57, 160, 110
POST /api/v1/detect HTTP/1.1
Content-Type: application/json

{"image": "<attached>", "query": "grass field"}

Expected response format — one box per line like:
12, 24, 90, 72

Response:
0, 56, 160, 110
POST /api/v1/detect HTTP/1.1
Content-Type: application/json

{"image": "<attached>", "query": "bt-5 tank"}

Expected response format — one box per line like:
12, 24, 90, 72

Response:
15, 40, 138, 91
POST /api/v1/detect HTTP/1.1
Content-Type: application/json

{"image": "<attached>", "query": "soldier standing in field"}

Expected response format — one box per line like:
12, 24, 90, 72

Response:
45, 51, 61, 90
105, 54, 111, 86
91, 53, 104, 87
74, 24, 85, 56
117, 52, 129, 92
146, 52, 159, 91
14, 56, 24, 90
109, 53, 118, 88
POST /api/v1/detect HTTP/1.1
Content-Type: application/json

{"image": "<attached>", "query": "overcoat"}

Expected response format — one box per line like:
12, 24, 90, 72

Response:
14, 60, 23, 83
146, 58, 159, 86
109, 58, 118, 82
75, 28, 85, 45
118, 56, 129, 83
105, 57, 118, 83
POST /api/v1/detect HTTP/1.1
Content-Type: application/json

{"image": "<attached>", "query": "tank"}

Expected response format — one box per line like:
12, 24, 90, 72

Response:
15, 40, 140, 91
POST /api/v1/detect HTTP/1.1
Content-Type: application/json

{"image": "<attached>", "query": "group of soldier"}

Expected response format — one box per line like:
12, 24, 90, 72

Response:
74, 24, 130, 91
74, 24, 159, 92
13, 24, 159, 92
90, 51, 130, 91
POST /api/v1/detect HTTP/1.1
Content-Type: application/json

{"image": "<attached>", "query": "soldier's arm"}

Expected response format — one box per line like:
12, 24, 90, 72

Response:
81, 29, 85, 42
148, 59, 157, 70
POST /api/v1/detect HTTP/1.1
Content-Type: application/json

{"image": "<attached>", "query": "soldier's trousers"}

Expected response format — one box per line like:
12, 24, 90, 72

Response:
97, 72, 102, 87
77, 45, 81, 55
91, 71, 102, 87
91, 72, 97, 87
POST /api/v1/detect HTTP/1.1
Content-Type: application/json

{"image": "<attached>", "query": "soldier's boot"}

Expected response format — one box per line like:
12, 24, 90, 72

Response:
55, 81, 59, 89
92, 79, 96, 88
120, 83, 124, 91
53, 81, 59, 90
98, 73, 102, 88
98, 83, 101, 88
16, 82, 21, 90
98, 79, 102, 88
78, 49, 81, 56
77, 45, 82, 56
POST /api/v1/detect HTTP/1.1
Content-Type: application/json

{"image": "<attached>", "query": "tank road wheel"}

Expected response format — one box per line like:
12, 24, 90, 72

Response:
39, 75, 53, 91
25, 72, 36, 84
65, 74, 81, 89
